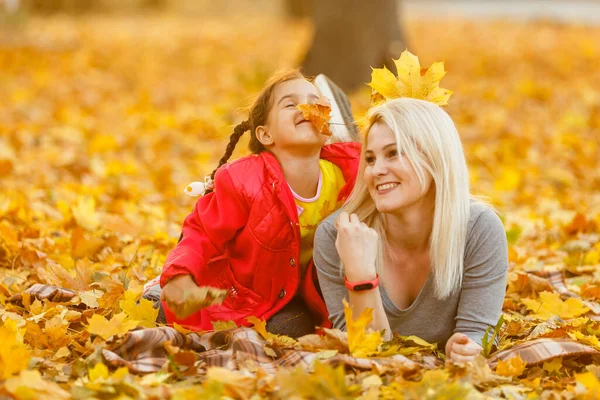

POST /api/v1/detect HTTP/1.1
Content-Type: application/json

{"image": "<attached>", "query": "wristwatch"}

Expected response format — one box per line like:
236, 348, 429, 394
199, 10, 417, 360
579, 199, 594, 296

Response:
344, 274, 380, 292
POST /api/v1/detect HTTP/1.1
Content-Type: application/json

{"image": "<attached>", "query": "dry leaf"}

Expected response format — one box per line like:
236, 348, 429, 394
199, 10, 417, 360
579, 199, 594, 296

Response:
247, 316, 297, 347
296, 96, 332, 136
4, 369, 70, 400
496, 355, 527, 377
343, 300, 383, 358
71, 196, 100, 232
0, 319, 31, 379
119, 297, 159, 328
522, 291, 590, 320
86, 312, 139, 340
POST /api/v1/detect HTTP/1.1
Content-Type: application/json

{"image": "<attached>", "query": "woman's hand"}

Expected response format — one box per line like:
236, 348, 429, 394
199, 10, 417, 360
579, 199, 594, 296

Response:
445, 333, 483, 363
161, 274, 208, 319
335, 212, 379, 282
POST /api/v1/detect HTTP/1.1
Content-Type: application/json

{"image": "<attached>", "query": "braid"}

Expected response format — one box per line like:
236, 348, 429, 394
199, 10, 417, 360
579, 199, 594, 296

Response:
209, 120, 251, 181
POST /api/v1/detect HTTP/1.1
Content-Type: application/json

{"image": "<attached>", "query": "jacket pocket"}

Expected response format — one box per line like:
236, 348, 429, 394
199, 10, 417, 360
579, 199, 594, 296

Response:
205, 261, 263, 321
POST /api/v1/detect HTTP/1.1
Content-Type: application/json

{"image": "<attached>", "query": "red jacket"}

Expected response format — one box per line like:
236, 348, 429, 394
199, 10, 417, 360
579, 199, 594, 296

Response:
160, 142, 360, 331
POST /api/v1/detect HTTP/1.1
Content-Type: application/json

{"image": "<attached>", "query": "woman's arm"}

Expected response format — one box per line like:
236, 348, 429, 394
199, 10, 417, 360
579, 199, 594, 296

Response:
314, 211, 392, 339
453, 205, 509, 352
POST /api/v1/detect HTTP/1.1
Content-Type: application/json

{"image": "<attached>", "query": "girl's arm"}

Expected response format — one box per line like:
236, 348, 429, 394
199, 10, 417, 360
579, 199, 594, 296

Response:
314, 211, 392, 339
160, 166, 249, 289
453, 206, 508, 349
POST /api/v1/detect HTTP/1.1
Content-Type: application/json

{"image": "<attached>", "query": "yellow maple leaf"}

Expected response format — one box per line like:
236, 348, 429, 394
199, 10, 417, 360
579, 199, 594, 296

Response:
88, 363, 128, 382
71, 196, 100, 231
496, 355, 527, 377
575, 372, 600, 400
247, 316, 297, 347
119, 297, 159, 328
382, 369, 480, 399
79, 289, 104, 308
0, 319, 31, 379
368, 50, 452, 106
211, 320, 238, 331
522, 291, 590, 320
86, 312, 139, 340
4, 369, 70, 400
583, 250, 600, 265
343, 299, 383, 358
567, 331, 600, 349
542, 357, 563, 374
396, 335, 438, 356
88, 362, 109, 382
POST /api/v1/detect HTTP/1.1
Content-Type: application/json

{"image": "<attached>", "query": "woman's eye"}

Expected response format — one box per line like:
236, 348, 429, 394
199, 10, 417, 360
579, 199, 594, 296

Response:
388, 149, 398, 157
365, 156, 375, 164
285, 103, 295, 108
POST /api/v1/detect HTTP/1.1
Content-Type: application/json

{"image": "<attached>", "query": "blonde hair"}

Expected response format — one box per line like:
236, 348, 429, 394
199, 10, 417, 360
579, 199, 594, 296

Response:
344, 98, 471, 299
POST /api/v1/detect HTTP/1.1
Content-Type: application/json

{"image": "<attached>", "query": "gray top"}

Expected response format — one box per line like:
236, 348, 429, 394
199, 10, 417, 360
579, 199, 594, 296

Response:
313, 201, 508, 348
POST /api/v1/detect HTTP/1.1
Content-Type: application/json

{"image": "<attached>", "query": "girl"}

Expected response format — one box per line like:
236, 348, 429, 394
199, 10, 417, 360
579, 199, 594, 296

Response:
154, 69, 360, 338
314, 98, 508, 362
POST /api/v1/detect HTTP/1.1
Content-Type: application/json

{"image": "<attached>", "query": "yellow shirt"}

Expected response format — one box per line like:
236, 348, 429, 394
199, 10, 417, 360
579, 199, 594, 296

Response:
290, 159, 346, 274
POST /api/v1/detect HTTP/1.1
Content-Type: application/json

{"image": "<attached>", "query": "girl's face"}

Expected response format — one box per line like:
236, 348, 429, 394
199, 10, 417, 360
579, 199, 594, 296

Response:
364, 122, 434, 214
259, 79, 328, 152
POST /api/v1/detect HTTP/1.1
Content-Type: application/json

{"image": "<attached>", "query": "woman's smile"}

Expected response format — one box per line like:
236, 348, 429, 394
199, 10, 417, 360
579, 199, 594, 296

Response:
376, 182, 400, 195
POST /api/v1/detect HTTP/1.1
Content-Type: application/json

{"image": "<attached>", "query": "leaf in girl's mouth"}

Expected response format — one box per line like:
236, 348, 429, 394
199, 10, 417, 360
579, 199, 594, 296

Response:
296, 96, 332, 136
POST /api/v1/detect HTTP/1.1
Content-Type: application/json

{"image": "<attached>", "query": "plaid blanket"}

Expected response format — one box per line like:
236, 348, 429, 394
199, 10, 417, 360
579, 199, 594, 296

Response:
101, 326, 421, 375
7, 283, 77, 304
487, 338, 599, 368
100, 326, 599, 375
9, 269, 600, 374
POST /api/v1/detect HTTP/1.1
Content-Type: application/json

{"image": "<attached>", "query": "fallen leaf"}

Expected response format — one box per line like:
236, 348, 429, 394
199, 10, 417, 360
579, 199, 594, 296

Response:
247, 316, 297, 347
4, 369, 70, 400
496, 355, 527, 377
522, 291, 590, 320
86, 312, 139, 340
79, 289, 104, 308
119, 297, 158, 328
71, 196, 100, 232
211, 320, 238, 331
343, 300, 383, 358
0, 319, 31, 379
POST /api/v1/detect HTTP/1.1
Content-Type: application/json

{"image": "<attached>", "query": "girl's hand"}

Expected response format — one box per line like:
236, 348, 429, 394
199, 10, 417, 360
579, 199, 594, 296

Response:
161, 275, 208, 319
335, 212, 379, 282
445, 333, 483, 363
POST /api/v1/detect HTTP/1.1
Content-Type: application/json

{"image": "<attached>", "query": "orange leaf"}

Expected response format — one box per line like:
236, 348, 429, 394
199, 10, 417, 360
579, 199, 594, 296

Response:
581, 283, 600, 300
496, 355, 527, 377
296, 97, 332, 136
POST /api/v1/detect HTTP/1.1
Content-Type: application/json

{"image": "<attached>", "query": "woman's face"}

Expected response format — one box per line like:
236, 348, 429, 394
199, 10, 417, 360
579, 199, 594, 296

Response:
364, 122, 434, 214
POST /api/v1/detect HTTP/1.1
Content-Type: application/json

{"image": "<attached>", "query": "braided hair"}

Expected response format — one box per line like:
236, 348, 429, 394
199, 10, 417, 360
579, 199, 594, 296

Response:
204, 69, 306, 194
209, 120, 251, 181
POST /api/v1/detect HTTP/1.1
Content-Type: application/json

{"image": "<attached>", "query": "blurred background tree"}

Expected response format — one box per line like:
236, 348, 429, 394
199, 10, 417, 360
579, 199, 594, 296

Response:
288, 0, 406, 91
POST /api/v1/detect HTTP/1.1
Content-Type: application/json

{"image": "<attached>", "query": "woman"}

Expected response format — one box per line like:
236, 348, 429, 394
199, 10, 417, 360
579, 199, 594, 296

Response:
313, 98, 508, 362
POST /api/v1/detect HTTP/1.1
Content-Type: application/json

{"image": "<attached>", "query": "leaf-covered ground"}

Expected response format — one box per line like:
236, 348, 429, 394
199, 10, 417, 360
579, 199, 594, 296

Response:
1, 14, 600, 399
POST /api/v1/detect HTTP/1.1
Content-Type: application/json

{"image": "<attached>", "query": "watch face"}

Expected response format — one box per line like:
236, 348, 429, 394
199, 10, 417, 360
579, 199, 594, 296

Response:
354, 283, 374, 291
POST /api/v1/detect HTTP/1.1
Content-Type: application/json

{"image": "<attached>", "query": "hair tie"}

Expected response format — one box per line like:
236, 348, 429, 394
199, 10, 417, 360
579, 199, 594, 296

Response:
184, 176, 214, 197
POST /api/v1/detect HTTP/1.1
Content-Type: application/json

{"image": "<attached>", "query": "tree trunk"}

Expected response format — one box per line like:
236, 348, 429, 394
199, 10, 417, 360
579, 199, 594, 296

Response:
285, 0, 313, 18
300, 0, 406, 92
